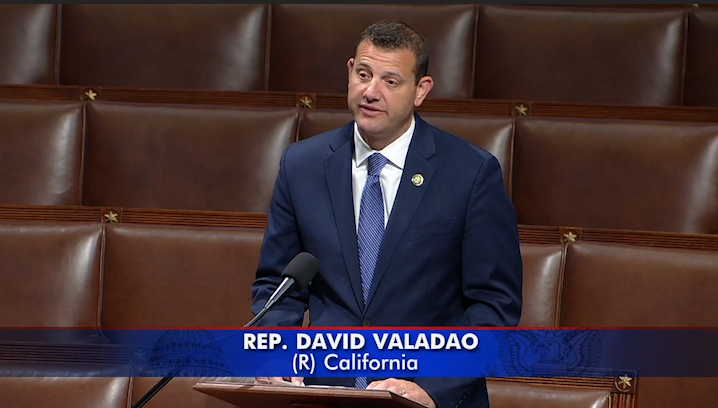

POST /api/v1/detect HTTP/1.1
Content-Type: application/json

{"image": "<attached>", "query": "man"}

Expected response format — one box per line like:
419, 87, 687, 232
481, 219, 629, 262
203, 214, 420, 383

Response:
251, 20, 523, 408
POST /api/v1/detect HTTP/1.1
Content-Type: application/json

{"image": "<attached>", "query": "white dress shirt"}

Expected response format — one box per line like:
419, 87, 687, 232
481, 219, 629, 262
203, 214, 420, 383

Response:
352, 117, 415, 231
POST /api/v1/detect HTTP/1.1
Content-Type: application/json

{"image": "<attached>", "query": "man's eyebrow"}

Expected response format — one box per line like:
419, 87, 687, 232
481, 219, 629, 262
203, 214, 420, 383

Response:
382, 70, 403, 78
354, 62, 405, 79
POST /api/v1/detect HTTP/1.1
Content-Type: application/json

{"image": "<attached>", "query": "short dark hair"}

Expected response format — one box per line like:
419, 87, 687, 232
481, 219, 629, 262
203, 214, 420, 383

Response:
353, 20, 429, 84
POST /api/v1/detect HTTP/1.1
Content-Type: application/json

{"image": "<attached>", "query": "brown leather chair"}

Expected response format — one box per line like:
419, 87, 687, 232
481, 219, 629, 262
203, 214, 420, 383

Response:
0, 100, 84, 206
132, 377, 241, 408
298, 109, 353, 141
474, 5, 685, 105
101, 223, 264, 328
517, 243, 564, 327
512, 117, 718, 234
101, 223, 265, 408
82, 101, 298, 213
561, 241, 718, 328
0, 4, 58, 85
0, 377, 131, 408
560, 241, 718, 408
684, 8, 718, 107
298, 109, 515, 194
487, 379, 612, 408
268, 4, 477, 98
59, 4, 268, 91
0, 222, 103, 342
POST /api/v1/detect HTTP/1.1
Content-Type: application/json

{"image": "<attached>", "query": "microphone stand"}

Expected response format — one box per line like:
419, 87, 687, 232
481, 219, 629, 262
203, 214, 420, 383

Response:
131, 307, 274, 408
132, 250, 317, 408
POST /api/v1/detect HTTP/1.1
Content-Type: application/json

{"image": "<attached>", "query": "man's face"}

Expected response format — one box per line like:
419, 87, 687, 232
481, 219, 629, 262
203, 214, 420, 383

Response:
346, 40, 433, 150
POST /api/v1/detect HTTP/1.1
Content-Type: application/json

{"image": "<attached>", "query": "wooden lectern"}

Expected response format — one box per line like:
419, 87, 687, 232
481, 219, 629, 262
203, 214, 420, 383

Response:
193, 382, 428, 408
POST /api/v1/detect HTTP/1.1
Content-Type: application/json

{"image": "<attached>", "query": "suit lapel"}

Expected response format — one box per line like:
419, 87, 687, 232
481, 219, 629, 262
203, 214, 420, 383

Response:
365, 115, 437, 308
324, 124, 365, 312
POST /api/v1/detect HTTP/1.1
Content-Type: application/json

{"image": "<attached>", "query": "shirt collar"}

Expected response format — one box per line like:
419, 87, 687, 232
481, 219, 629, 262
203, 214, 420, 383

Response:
353, 116, 415, 170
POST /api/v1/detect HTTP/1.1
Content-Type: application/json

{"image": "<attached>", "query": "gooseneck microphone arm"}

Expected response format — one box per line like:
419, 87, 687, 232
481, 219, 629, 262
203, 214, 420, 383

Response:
131, 252, 319, 408
244, 271, 308, 327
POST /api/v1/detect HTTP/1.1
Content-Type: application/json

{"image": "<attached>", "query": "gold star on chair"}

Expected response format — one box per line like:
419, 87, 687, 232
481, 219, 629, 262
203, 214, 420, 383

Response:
514, 104, 528, 116
104, 210, 119, 223
562, 231, 577, 243
615, 375, 633, 391
134, 349, 146, 362
299, 95, 313, 109
84, 89, 97, 100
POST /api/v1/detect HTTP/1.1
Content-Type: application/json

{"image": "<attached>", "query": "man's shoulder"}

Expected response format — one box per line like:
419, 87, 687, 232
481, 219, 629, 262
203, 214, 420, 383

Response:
417, 115, 496, 162
287, 121, 353, 157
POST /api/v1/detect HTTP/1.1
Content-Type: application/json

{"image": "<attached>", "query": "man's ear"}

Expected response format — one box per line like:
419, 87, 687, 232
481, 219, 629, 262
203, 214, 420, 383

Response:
414, 76, 434, 107
347, 58, 355, 80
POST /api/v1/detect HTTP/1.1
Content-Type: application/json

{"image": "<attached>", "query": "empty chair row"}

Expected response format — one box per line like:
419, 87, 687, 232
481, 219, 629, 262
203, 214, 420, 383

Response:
0, 222, 263, 331
3, 4, 718, 106
4, 220, 717, 331
0, 99, 296, 213
0, 376, 630, 408
3, 98, 718, 234
1, 220, 718, 407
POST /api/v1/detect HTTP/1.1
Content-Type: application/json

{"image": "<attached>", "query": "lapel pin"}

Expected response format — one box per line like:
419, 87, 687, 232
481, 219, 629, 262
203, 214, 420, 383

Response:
411, 173, 424, 187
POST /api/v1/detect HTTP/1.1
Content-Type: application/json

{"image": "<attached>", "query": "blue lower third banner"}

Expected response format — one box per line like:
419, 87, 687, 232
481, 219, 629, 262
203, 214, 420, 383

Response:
1, 328, 717, 378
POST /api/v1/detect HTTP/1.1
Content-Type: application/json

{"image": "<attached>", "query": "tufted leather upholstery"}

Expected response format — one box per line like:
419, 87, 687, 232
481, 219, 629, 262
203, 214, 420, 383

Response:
684, 8, 718, 106
60, 5, 268, 91
268, 4, 477, 99
101, 223, 264, 328
560, 241, 718, 408
0, 222, 103, 342
512, 117, 718, 234
0, 377, 131, 408
487, 380, 610, 408
474, 5, 685, 105
0, 5, 58, 85
517, 243, 563, 327
82, 101, 297, 213
0, 100, 84, 206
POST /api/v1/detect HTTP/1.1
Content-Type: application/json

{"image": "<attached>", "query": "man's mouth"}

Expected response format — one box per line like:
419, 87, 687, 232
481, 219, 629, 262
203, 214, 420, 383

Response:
360, 104, 383, 115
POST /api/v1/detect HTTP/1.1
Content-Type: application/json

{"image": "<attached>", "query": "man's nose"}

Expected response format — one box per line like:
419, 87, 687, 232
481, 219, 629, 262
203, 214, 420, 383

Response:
363, 78, 381, 102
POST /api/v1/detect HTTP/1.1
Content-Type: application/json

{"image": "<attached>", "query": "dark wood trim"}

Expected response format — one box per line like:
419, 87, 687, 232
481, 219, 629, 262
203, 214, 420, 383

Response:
2, 205, 718, 252
3, 84, 718, 124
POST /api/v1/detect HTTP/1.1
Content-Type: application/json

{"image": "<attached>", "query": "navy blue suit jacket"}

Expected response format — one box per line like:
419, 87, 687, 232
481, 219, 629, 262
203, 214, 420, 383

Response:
251, 113, 523, 408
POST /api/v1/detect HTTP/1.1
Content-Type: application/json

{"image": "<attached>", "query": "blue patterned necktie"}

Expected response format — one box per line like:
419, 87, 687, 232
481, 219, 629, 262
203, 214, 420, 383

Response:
355, 152, 388, 390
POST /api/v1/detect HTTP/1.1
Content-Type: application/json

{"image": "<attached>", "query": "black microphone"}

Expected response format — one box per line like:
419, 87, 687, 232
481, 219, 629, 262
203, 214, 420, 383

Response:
245, 252, 318, 327
131, 252, 319, 408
